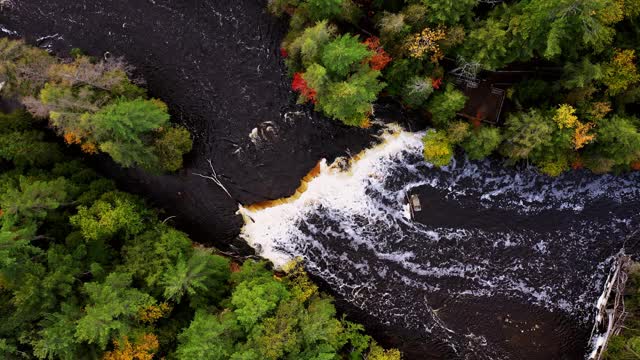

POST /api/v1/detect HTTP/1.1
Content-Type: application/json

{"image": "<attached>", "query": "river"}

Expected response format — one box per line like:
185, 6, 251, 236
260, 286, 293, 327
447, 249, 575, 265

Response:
2, 1, 639, 359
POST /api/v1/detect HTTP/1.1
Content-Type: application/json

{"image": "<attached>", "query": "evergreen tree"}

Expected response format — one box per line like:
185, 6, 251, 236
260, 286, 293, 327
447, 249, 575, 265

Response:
161, 249, 230, 306
75, 272, 156, 349
321, 34, 372, 78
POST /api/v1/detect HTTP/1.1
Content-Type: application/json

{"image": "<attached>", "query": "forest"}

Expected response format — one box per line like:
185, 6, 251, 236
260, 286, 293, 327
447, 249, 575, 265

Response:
0, 42, 401, 359
271, 0, 640, 176
0, 39, 192, 173
2, 0, 640, 358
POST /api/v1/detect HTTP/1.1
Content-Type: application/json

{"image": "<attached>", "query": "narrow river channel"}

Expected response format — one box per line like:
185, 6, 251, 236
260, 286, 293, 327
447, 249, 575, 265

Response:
2, 1, 639, 358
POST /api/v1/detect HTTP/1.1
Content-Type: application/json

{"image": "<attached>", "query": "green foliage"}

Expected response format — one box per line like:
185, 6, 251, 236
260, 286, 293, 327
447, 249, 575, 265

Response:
401, 76, 434, 108
75, 272, 155, 349
321, 35, 372, 78
175, 260, 384, 360
427, 85, 467, 128
562, 58, 604, 90
121, 227, 193, 290
318, 69, 385, 126
285, 21, 335, 71
420, 0, 476, 26
422, 129, 454, 167
69, 47, 84, 59
285, 22, 385, 127
513, 0, 622, 60
92, 98, 170, 170
460, 17, 508, 69
70, 191, 149, 242
602, 49, 640, 96
0, 176, 69, 224
367, 340, 402, 360
446, 121, 471, 145
588, 115, 640, 167
302, 63, 329, 93
32, 305, 84, 360
0, 112, 398, 359
501, 109, 554, 161
304, 0, 344, 21
175, 310, 240, 360
0, 111, 63, 168
231, 274, 290, 331
153, 126, 193, 172
276, 0, 640, 174
461, 126, 502, 160
161, 249, 230, 306
0, 39, 191, 173
383, 58, 423, 98
0, 130, 63, 168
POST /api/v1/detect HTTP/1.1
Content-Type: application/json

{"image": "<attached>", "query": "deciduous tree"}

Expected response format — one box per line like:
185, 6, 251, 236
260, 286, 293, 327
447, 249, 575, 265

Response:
426, 84, 467, 127
422, 130, 454, 167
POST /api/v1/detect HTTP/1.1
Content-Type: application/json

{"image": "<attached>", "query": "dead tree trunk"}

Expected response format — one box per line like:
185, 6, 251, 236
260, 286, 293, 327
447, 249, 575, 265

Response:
587, 252, 633, 359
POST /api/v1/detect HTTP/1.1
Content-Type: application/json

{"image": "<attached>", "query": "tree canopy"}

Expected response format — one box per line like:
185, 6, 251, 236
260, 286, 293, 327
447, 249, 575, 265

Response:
274, 0, 640, 175
0, 38, 191, 172
0, 109, 399, 359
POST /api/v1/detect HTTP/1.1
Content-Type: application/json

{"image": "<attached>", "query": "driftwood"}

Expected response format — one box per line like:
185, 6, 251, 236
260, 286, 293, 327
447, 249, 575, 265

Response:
587, 251, 634, 359
193, 159, 234, 199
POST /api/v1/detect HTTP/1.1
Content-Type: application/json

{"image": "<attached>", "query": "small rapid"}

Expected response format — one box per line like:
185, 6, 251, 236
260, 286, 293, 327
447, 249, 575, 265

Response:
239, 125, 640, 359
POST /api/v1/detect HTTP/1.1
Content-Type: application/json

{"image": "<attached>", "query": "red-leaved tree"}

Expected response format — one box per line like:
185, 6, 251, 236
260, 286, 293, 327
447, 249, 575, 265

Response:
364, 37, 392, 71
431, 78, 443, 90
291, 72, 317, 103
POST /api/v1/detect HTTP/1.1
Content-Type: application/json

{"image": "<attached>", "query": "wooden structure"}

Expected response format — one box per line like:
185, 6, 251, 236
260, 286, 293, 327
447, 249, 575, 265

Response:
456, 80, 506, 125
405, 193, 422, 220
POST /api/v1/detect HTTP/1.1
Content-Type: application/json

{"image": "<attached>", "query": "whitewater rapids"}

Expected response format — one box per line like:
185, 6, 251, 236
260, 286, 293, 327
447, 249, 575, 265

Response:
238, 125, 640, 359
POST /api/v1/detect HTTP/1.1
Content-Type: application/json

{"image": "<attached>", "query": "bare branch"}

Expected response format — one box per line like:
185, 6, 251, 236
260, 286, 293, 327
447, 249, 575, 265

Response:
193, 159, 234, 199
450, 55, 483, 88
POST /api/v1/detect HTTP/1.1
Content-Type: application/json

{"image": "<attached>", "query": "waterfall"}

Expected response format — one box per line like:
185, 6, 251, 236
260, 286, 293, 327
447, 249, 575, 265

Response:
238, 124, 640, 358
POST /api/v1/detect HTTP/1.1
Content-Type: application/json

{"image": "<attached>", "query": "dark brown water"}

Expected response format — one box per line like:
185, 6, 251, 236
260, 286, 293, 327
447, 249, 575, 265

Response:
2, 1, 639, 359
238, 132, 640, 359
0, 0, 376, 245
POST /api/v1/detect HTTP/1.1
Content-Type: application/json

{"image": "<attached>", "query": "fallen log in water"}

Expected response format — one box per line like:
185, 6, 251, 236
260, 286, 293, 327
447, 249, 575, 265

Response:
587, 232, 638, 359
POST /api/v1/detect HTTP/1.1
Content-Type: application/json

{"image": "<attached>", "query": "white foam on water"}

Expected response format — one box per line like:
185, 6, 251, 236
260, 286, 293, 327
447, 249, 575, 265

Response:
0, 24, 17, 36
238, 124, 640, 358
239, 125, 425, 267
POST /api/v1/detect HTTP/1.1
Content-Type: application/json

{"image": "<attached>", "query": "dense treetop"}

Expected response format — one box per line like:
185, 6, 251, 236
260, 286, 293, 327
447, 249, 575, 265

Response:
0, 39, 192, 172
270, 0, 640, 176
0, 109, 400, 360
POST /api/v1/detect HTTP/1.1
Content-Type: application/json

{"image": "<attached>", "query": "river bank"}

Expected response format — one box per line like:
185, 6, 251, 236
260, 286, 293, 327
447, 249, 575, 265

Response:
3, 1, 640, 359
0, 0, 377, 246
